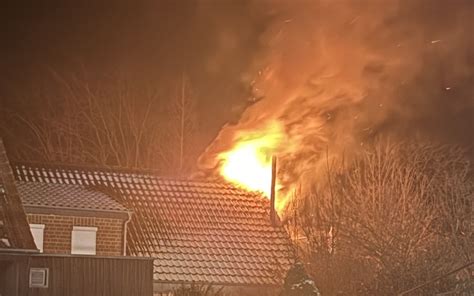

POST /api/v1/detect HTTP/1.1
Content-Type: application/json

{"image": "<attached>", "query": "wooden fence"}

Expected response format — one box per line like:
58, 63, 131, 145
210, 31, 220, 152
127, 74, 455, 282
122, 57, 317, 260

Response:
1, 253, 153, 296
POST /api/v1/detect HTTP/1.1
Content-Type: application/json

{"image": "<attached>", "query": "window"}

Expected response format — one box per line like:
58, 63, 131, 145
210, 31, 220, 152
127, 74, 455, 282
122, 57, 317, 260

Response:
29, 224, 45, 253
71, 226, 97, 255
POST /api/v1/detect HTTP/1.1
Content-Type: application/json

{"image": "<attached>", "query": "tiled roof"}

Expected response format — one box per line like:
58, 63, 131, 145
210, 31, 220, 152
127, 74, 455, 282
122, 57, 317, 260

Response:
0, 138, 37, 250
16, 181, 128, 213
12, 162, 293, 286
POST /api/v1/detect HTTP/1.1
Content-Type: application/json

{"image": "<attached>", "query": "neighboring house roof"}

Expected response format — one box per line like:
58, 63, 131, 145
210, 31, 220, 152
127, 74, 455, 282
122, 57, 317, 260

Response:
0, 139, 37, 250
12, 162, 293, 286
16, 181, 129, 215
0, 187, 34, 250
0, 186, 12, 248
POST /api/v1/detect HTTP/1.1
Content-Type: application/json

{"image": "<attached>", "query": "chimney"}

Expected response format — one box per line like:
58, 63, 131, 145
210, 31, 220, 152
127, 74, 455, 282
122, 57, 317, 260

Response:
0, 138, 36, 249
270, 155, 277, 226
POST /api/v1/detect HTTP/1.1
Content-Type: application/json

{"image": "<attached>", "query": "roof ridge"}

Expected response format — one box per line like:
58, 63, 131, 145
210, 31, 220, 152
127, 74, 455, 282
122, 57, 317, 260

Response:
11, 160, 168, 178
10, 161, 258, 190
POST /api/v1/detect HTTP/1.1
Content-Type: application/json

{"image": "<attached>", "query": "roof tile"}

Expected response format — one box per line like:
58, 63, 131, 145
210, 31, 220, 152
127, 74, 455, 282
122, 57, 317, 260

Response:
16, 181, 128, 213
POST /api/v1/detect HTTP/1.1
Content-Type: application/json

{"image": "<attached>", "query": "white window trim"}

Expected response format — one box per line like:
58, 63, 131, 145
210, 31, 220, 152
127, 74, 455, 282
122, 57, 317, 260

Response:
71, 226, 98, 255
29, 224, 45, 253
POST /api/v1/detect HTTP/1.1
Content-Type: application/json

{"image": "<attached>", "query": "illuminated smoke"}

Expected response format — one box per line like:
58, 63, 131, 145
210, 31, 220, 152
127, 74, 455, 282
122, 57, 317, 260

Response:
199, 0, 474, 209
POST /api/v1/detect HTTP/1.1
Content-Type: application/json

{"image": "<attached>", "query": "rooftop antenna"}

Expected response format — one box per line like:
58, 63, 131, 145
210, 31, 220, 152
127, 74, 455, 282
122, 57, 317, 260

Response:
270, 155, 277, 226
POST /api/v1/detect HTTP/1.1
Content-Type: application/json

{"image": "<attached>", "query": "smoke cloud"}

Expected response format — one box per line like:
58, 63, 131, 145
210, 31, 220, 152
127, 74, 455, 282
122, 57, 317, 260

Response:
199, 0, 474, 200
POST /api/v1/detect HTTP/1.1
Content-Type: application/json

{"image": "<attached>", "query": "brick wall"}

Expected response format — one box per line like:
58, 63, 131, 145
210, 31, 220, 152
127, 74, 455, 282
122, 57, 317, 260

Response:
27, 213, 124, 256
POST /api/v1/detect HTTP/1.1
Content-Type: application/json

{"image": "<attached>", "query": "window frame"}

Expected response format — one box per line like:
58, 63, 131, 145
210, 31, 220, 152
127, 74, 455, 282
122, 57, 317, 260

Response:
71, 226, 98, 255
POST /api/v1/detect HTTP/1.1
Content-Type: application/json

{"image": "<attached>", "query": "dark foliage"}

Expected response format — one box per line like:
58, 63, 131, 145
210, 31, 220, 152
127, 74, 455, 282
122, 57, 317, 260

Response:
280, 262, 320, 296
173, 284, 225, 296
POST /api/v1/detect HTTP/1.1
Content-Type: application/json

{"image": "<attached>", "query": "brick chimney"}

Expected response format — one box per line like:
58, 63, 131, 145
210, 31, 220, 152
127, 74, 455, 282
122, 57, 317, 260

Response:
0, 138, 36, 249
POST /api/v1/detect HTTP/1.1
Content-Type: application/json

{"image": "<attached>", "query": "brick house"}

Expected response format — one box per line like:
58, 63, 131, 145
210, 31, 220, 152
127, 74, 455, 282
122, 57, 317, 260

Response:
11, 162, 294, 296
1, 138, 153, 295
16, 181, 130, 256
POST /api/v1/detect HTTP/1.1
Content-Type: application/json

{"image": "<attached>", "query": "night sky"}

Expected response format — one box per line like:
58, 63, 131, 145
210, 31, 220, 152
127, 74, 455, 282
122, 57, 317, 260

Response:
0, 0, 263, 154
1, 0, 473, 168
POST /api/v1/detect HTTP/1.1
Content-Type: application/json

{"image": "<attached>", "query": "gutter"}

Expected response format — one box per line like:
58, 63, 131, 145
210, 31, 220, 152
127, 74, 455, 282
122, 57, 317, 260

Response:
0, 248, 39, 254
122, 211, 133, 256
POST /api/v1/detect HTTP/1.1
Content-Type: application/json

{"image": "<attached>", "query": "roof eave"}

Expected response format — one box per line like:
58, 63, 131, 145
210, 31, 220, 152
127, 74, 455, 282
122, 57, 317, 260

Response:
0, 247, 40, 254
152, 279, 281, 287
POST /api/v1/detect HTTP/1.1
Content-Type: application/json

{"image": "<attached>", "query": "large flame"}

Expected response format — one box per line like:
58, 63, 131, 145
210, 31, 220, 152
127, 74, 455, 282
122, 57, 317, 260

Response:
218, 122, 283, 197
199, 0, 472, 216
